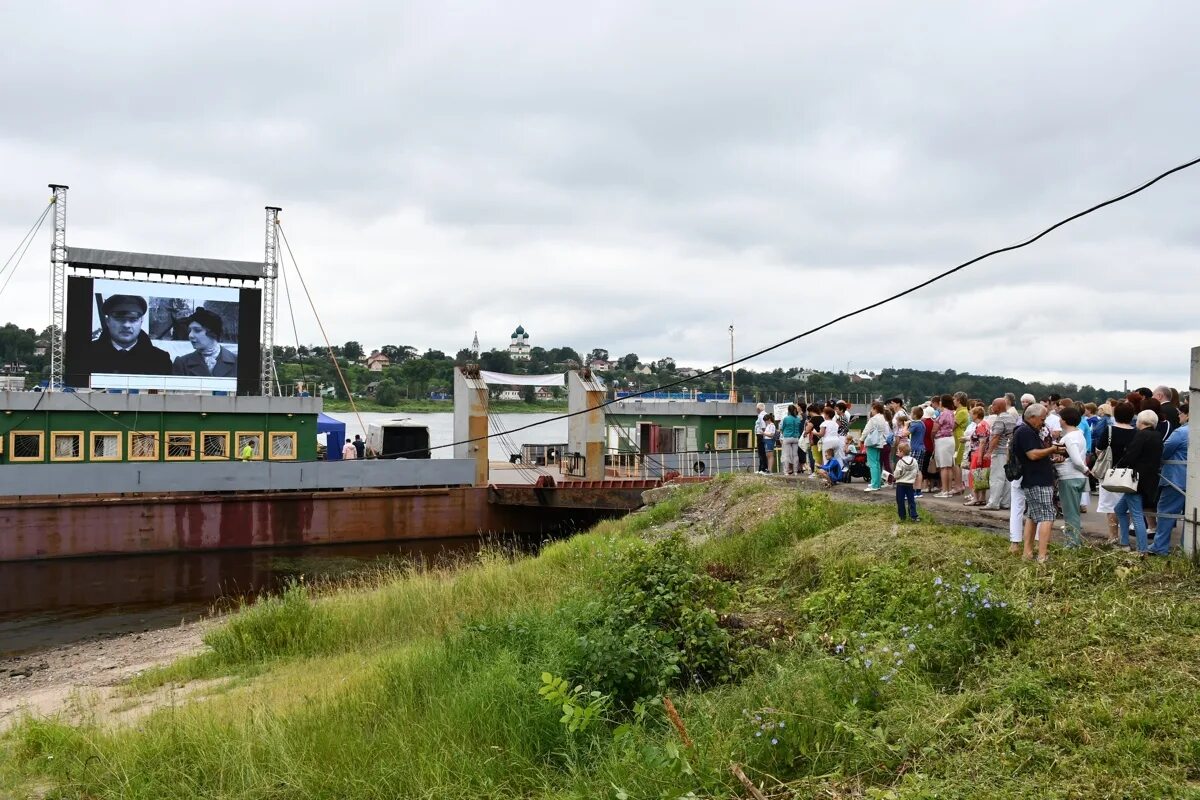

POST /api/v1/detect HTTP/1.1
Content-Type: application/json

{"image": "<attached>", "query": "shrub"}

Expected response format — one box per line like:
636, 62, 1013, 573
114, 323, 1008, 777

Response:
567, 532, 737, 706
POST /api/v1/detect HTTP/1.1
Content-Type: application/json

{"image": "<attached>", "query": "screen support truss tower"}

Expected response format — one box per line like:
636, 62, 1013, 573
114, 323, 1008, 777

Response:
48, 184, 69, 391
261, 206, 281, 395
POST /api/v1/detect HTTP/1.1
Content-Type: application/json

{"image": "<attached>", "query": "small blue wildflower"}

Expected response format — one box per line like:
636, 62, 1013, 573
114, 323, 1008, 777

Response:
881, 673, 892, 683
835, 644, 845, 654
755, 731, 762, 738
1000, 601, 1008, 608
895, 659, 903, 666
771, 738, 778, 745
933, 577, 943, 586
864, 659, 873, 668
1035, 619, 1041, 626
927, 623, 934, 630
965, 559, 972, 566
778, 722, 785, 728
908, 643, 916, 651
859, 646, 865, 653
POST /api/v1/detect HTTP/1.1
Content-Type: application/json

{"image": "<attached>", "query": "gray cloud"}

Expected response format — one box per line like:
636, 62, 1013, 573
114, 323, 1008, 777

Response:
0, 0, 1198, 391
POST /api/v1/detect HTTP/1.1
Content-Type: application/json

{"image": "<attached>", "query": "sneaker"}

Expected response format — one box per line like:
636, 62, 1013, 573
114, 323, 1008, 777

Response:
935, 492, 953, 498
913, 491, 923, 497
863, 486, 880, 492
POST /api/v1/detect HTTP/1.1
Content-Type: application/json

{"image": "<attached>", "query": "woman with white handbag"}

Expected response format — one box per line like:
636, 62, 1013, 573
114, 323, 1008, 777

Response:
1109, 409, 1164, 554
1095, 401, 1137, 545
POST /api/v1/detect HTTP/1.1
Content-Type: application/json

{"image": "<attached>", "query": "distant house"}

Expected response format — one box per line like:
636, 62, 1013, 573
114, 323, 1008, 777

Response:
794, 369, 818, 383
634, 364, 653, 375
365, 350, 390, 372
497, 389, 522, 401
535, 387, 555, 401
677, 367, 702, 378
33, 339, 48, 357
850, 372, 875, 384
587, 358, 612, 372
365, 381, 381, 396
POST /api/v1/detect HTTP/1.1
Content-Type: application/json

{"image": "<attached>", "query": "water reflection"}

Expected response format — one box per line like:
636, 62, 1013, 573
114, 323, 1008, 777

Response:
0, 534, 544, 657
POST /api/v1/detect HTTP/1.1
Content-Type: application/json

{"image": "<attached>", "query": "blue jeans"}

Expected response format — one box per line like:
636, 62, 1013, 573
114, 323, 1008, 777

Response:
1151, 486, 1185, 555
868, 446, 883, 489
1115, 493, 1148, 553
896, 483, 917, 520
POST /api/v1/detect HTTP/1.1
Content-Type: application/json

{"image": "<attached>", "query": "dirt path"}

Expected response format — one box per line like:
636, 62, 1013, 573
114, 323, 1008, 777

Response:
0, 617, 214, 731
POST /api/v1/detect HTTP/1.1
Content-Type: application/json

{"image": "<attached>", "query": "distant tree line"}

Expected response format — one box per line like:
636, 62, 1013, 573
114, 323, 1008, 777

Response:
269, 339, 1130, 406
0, 320, 1131, 405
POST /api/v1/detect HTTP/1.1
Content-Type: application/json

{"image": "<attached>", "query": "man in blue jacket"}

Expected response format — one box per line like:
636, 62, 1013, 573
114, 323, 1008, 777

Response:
1150, 403, 1188, 556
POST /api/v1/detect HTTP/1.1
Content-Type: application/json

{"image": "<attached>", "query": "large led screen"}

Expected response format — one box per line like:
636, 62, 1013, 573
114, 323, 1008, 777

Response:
65, 276, 262, 393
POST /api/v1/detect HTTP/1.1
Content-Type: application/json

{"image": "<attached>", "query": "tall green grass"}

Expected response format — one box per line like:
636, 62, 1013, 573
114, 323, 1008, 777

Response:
4, 477, 1200, 799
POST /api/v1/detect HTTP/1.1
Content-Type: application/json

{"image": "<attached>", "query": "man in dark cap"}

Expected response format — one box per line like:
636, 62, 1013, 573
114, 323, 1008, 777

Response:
172, 307, 237, 377
88, 294, 172, 375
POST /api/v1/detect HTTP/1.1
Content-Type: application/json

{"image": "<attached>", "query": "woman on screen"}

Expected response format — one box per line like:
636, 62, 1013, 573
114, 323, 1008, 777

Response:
172, 307, 237, 377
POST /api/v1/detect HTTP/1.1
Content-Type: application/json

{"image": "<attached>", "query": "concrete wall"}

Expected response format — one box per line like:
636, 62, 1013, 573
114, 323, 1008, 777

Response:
0, 458, 477, 497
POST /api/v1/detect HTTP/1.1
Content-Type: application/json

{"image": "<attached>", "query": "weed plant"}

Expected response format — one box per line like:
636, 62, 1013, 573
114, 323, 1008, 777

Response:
4, 477, 1200, 799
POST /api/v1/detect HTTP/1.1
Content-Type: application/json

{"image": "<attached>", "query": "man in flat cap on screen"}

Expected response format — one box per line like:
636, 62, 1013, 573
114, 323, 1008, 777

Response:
88, 294, 172, 375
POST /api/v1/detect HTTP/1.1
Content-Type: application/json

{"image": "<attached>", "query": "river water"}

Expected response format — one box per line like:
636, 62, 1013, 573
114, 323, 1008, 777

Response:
0, 412, 571, 657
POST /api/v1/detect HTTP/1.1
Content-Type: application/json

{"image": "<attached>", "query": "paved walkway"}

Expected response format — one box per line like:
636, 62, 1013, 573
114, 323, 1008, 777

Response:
780, 472, 1118, 545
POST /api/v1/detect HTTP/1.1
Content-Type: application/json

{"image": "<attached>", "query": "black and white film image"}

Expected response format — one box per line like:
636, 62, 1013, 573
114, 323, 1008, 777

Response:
89, 278, 241, 390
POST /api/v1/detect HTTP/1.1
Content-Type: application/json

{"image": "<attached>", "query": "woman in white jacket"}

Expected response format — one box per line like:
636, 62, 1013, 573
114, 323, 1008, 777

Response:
1055, 406, 1091, 548
862, 401, 890, 492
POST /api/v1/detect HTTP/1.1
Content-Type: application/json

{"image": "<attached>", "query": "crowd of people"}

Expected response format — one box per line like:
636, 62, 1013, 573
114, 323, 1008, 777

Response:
756, 384, 1190, 562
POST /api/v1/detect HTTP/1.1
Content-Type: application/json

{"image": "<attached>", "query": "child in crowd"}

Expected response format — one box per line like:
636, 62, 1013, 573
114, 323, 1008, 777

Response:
893, 441, 920, 521
816, 452, 845, 488
908, 405, 926, 497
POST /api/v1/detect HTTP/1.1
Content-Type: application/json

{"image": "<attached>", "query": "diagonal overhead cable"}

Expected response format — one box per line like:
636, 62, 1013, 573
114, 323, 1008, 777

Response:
409, 155, 1200, 456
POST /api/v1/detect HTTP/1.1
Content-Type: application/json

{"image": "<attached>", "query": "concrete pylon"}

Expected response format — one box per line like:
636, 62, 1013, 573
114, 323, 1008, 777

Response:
567, 369, 606, 480
453, 366, 490, 487
1185, 346, 1199, 559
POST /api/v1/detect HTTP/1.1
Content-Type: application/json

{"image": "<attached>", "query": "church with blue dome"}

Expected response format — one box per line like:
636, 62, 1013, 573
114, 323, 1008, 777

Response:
508, 324, 531, 361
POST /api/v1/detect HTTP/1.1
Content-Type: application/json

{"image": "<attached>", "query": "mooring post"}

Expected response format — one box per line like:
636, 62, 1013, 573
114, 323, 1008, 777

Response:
1186, 346, 1200, 561
453, 366, 490, 487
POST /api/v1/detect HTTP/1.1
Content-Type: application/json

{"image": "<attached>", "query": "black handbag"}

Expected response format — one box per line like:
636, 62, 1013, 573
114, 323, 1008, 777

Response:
1004, 427, 1024, 481
1004, 456, 1023, 482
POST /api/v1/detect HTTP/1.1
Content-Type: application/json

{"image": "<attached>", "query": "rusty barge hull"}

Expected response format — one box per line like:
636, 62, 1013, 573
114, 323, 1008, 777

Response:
0, 487, 628, 562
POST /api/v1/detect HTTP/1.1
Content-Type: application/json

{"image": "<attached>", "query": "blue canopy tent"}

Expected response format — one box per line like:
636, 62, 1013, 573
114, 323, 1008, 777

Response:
316, 413, 346, 460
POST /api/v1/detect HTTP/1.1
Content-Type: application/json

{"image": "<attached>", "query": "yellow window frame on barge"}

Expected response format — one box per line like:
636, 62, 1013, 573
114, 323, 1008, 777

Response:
49, 431, 84, 462
128, 431, 160, 462
90, 431, 122, 461
236, 431, 264, 460
268, 431, 298, 460
200, 431, 230, 461
9, 430, 44, 462
165, 431, 196, 461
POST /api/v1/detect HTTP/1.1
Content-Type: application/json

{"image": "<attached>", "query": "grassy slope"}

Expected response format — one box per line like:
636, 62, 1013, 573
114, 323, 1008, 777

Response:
321, 398, 568, 414
3, 478, 1199, 799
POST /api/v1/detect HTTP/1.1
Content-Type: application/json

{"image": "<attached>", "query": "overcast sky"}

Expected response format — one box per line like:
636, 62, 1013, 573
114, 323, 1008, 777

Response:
2, 1, 1198, 392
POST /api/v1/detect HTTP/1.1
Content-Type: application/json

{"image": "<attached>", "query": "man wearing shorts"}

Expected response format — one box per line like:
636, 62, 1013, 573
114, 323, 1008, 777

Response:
1012, 403, 1067, 563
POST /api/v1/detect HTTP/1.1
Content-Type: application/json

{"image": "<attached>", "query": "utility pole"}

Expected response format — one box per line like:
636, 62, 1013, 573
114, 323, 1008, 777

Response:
728, 325, 735, 403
